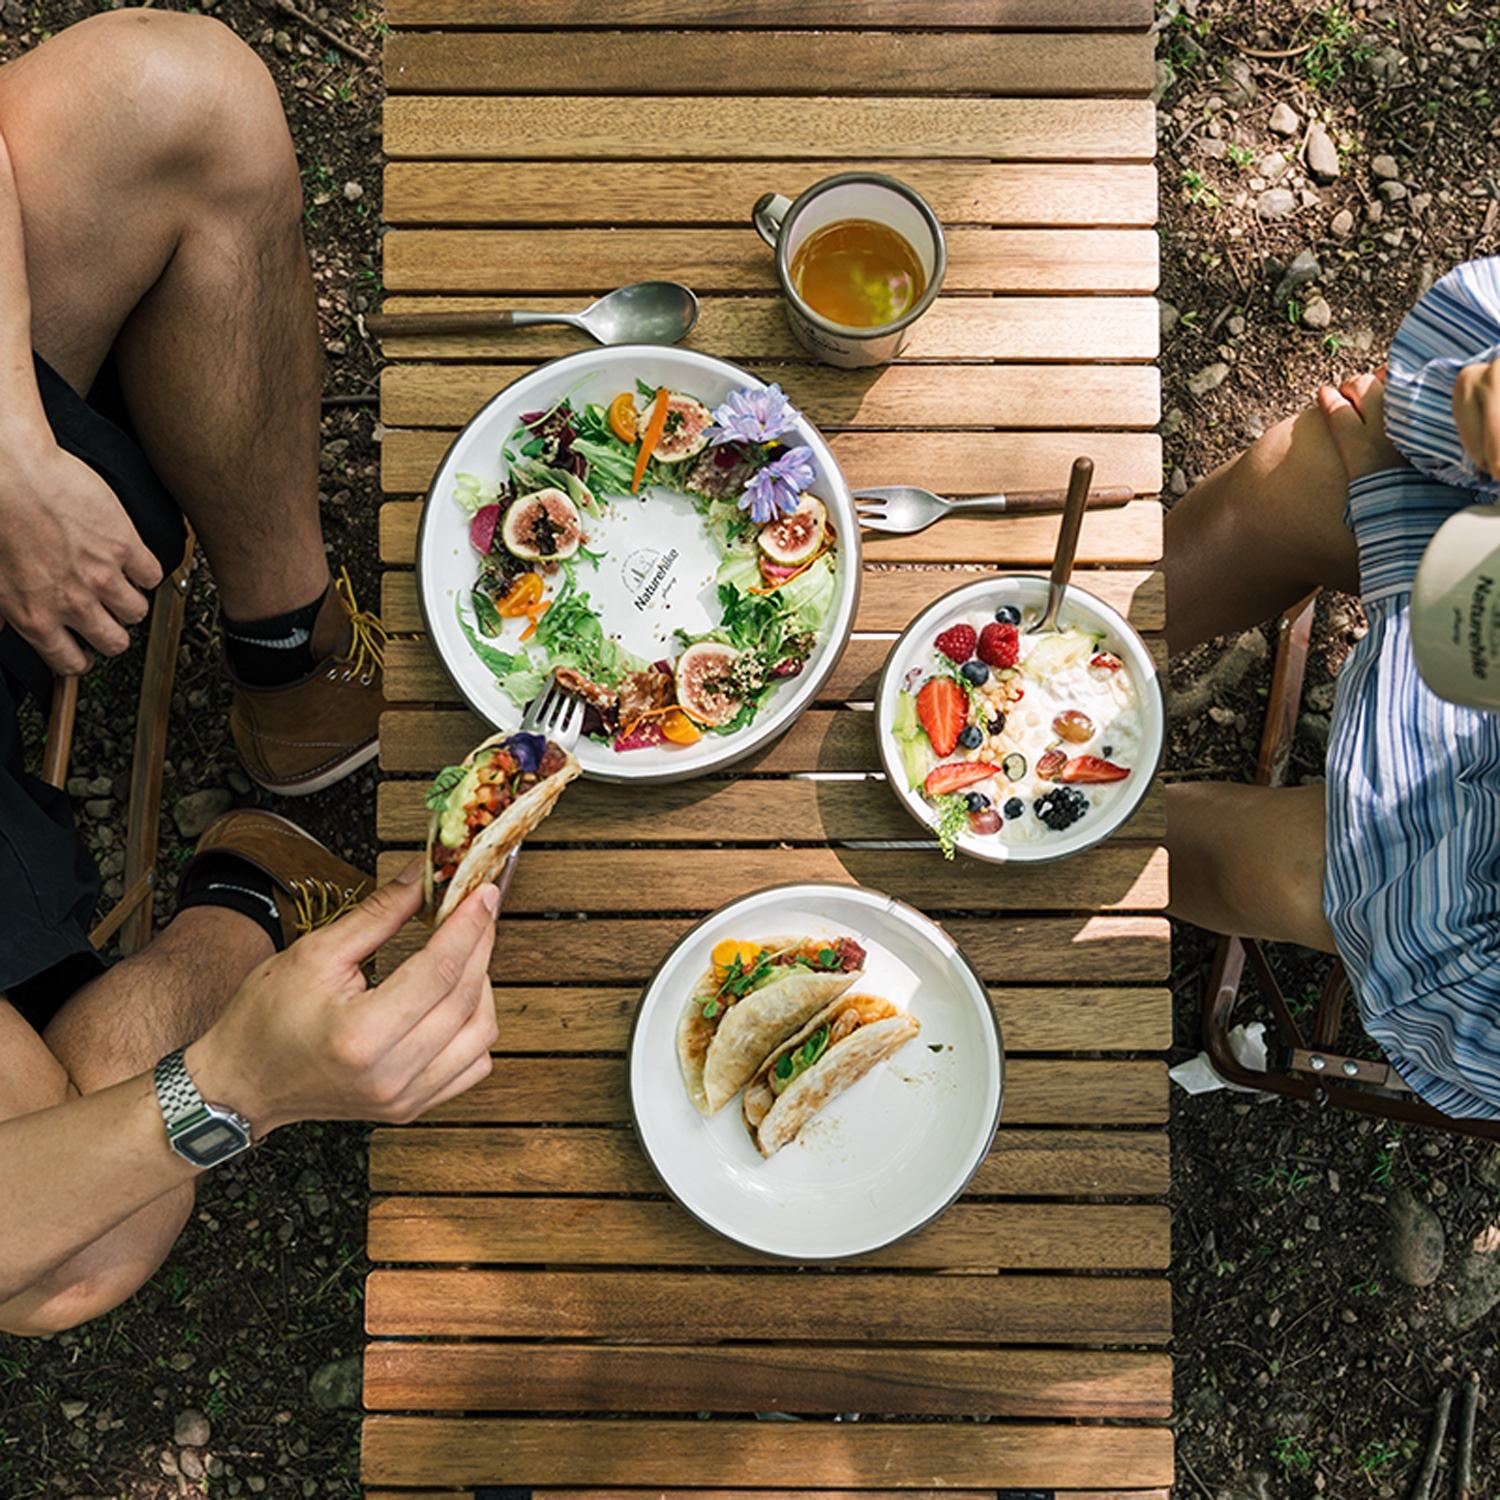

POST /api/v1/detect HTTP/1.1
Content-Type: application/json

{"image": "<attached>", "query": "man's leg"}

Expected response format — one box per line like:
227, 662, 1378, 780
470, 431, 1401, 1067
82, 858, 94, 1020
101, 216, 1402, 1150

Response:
0, 8, 326, 620
0, 907, 271, 1336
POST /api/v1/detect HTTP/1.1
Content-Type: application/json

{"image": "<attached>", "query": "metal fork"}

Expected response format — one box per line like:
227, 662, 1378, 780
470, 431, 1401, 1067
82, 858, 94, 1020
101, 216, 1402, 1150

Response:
854, 481, 1134, 535
492, 676, 585, 909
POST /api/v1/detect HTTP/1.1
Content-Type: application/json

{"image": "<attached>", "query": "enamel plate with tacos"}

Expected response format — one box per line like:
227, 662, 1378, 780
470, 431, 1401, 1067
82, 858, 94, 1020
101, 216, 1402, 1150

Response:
631, 883, 1003, 1260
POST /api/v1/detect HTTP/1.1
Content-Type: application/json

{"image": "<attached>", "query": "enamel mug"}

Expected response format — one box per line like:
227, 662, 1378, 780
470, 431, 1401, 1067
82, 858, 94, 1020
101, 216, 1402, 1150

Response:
1411, 502, 1500, 709
751, 172, 946, 369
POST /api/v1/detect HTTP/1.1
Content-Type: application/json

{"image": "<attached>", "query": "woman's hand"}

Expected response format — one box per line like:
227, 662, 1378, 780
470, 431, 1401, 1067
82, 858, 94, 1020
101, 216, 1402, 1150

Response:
186, 863, 500, 1136
1316, 371, 1406, 480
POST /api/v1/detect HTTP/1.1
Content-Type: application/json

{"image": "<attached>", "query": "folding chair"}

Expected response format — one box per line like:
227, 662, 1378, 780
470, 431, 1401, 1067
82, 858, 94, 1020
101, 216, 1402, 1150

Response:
37, 536, 196, 956
1202, 591, 1500, 1141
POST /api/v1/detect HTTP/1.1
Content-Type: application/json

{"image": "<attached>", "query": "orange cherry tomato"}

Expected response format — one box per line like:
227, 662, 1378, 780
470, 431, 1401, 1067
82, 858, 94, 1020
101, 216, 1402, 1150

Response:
608, 392, 639, 444
660, 707, 703, 745
498, 572, 544, 617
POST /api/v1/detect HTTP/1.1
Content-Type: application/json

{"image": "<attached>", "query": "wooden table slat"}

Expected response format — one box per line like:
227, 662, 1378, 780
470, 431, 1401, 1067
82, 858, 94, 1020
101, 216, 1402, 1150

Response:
386, 30, 1155, 97
367, 1491, 1171, 1500
384, 161, 1159, 229
364, 1340, 1172, 1416
384, 97, 1157, 164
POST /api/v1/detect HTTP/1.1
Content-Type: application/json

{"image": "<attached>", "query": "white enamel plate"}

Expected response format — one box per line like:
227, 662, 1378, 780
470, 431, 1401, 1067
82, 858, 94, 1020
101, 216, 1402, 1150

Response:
629, 883, 1003, 1260
417, 345, 861, 783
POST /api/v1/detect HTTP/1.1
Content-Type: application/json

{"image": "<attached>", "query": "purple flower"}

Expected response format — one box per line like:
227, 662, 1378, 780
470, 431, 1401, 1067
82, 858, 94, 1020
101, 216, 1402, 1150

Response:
505, 732, 546, 773
740, 445, 816, 523
708, 383, 801, 446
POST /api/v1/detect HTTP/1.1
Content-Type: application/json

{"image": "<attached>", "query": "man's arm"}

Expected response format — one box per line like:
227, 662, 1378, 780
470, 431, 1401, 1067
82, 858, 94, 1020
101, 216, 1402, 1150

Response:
0, 130, 51, 456
0, 872, 499, 1309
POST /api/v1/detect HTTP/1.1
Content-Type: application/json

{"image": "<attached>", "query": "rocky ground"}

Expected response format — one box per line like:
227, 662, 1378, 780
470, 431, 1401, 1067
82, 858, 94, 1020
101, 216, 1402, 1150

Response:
3, 0, 1500, 1497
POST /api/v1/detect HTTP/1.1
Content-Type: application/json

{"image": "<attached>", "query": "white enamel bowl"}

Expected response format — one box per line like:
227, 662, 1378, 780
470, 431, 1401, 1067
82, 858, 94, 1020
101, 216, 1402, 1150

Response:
417, 345, 861, 783
629, 882, 1003, 1260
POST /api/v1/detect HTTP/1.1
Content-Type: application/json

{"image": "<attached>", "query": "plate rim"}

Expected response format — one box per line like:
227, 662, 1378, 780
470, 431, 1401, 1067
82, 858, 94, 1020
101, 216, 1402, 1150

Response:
414, 343, 863, 784
874, 572, 1167, 867
626, 879, 1006, 1262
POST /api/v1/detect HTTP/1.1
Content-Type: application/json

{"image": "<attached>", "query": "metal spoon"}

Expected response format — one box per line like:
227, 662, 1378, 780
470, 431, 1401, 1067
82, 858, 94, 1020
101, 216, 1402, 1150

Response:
1033, 456, 1094, 635
363, 280, 700, 345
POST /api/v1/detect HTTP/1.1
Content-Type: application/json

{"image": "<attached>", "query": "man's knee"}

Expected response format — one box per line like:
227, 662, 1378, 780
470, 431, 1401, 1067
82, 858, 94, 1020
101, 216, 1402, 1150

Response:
2, 1264, 146, 1338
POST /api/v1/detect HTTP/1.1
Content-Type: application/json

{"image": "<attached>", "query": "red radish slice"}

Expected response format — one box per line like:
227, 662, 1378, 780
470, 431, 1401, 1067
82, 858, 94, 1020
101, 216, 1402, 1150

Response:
469, 503, 500, 555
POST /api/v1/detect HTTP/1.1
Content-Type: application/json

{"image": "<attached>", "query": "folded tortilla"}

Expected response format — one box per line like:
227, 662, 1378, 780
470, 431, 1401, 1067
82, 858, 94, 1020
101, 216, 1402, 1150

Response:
743, 993, 920, 1157
677, 936, 864, 1115
423, 730, 580, 924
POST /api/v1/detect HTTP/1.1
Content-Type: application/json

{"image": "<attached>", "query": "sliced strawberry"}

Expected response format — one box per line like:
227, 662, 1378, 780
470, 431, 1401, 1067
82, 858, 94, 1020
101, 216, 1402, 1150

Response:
916, 676, 966, 756
924, 761, 1003, 797
977, 621, 1020, 669
1058, 754, 1131, 783
1090, 652, 1124, 673
1036, 748, 1068, 781
934, 623, 977, 663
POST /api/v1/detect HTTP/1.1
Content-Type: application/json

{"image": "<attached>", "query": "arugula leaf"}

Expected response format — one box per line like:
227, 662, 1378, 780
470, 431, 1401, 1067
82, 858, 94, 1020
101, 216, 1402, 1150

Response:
572, 437, 637, 496
817, 946, 837, 968
472, 587, 504, 638
456, 596, 517, 682
932, 793, 969, 860
519, 436, 546, 458
424, 763, 468, 812
636, 377, 661, 400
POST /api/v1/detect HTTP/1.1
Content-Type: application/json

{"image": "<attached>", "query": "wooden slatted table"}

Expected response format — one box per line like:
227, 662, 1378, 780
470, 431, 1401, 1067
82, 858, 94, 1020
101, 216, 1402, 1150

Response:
369, 3, 1170, 1496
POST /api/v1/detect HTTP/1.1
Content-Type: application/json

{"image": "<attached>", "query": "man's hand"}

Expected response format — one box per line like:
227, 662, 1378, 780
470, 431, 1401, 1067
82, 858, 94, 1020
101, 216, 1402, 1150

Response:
185, 864, 500, 1136
1453, 358, 1500, 480
0, 438, 163, 674
1316, 371, 1407, 480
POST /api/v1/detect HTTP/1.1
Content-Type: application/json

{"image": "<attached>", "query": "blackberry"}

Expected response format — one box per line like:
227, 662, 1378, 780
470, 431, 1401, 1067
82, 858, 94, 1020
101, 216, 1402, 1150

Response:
1003, 797, 1024, 820
957, 724, 983, 750
994, 604, 1022, 625
1034, 785, 1089, 832
964, 791, 990, 813
988, 711, 1007, 735
960, 660, 990, 685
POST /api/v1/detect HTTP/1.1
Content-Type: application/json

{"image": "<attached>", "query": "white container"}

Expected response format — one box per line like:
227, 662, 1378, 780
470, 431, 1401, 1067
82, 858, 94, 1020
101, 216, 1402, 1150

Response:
1411, 502, 1500, 709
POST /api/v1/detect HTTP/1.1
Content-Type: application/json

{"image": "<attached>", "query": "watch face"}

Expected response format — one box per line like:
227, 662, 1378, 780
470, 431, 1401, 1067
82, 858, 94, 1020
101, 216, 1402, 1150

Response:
175, 1116, 250, 1167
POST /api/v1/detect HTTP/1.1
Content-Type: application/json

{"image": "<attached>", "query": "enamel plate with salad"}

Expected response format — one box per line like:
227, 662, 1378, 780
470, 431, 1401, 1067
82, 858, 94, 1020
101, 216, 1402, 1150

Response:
630, 882, 1003, 1259
418, 346, 860, 782
877, 576, 1165, 864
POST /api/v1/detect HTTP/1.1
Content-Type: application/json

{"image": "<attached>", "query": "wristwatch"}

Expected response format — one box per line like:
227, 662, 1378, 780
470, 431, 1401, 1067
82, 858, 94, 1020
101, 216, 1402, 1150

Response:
153, 1049, 254, 1169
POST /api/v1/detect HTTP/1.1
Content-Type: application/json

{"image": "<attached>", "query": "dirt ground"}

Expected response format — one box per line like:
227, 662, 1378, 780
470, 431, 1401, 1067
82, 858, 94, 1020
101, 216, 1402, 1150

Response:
3, 0, 1500, 1496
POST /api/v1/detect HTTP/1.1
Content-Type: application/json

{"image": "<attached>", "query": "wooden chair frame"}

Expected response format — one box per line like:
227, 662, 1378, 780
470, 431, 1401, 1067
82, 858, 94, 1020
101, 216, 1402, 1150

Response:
39, 535, 195, 956
1203, 592, 1500, 1141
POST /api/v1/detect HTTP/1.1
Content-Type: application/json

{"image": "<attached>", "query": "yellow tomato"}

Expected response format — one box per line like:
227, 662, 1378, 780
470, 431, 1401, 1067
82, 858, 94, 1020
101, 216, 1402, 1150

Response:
711, 938, 761, 975
660, 708, 703, 745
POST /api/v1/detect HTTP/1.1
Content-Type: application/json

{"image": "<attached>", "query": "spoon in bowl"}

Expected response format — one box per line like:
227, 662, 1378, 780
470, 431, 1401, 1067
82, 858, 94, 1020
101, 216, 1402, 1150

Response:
1032, 456, 1094, 636
363, 280, 700, 346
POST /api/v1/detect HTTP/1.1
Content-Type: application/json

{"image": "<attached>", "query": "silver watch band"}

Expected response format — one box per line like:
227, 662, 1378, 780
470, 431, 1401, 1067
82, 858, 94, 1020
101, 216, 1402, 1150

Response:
153, 1048, 206, 1127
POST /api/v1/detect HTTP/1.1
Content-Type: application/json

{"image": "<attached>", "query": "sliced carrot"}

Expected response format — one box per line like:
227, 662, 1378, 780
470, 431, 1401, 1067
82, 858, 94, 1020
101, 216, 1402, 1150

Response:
498, 572, 544, 616
632, 387, 670, 493
518, 602, 549, 641
608, 392, 639, 444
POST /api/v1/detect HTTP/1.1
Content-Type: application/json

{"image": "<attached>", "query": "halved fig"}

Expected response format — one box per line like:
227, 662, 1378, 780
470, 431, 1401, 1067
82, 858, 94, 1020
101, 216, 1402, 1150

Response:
642, 393, 713, 464
675, 640, 744, 727
758, 494, 826, 567
501, 488, 583, 561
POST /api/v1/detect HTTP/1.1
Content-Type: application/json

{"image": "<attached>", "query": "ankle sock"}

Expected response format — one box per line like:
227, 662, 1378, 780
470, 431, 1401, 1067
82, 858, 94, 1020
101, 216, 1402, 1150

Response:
178, 853, 285, 951
223, 590, 326, 687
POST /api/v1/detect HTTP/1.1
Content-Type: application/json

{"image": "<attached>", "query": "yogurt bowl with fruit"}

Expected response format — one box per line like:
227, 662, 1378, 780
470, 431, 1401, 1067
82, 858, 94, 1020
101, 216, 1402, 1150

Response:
876, 576, 1164, 864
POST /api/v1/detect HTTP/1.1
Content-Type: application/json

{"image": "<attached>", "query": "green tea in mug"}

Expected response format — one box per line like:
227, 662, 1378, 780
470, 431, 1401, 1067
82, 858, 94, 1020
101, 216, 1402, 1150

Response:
789, 218, 927, 329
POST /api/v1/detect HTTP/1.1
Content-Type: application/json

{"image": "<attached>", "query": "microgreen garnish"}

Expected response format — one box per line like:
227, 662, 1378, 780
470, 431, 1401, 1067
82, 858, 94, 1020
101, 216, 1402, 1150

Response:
932, 793, 969, 859
817, 946, 837, 967
701, 999, 720, 1019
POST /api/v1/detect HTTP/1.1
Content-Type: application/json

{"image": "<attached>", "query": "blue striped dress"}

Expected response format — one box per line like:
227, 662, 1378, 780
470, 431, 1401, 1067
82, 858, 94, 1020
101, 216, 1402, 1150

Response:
1324, 257, 1500, 1118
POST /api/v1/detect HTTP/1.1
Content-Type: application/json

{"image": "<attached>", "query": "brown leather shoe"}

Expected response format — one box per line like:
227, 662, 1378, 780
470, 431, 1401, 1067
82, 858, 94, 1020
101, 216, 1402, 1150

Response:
186, 810, 372, 945
228, 568, 387, 796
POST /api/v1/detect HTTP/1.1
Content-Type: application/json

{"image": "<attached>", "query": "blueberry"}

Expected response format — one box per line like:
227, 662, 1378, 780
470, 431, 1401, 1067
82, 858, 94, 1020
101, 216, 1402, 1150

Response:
1003, 797, 1024, 820
994, 604, 1022, 625
960, 660, 990, 685
1101, 744, 1114, 758
957, 724, 983, 750
964, 791, 990, 813
988, 711, 1007, 735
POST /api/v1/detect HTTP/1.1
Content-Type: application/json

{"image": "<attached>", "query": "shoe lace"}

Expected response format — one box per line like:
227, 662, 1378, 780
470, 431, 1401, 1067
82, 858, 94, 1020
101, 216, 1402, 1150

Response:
289, 877, 365, 936
333, 566, 387, 684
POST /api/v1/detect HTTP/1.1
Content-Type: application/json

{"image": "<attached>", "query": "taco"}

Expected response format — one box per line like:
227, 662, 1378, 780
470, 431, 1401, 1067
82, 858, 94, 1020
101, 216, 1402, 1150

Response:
678, 935, 866, 1115
742, 993, 920, 1158
423, 730, 580, 923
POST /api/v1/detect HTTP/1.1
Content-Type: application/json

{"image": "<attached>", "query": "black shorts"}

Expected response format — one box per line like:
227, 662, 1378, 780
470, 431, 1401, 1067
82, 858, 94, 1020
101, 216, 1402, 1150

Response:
0, 354, 186, 1032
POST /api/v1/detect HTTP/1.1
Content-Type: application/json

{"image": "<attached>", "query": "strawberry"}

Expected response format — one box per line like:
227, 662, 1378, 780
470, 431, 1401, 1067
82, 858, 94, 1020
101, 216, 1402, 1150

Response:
924, 761, 1003, 797
977, 621, 1020, 668
1036, 748, 1067, 781
1090, 651, 1124, 674
934, 623, 977, 663
916, 677, 966, 756
1058, 755, 1131, 783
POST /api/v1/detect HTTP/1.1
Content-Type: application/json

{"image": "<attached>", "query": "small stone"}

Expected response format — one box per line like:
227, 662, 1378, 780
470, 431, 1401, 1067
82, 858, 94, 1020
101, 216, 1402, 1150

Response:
180, 1450, 206, 1482
169, 1352, 195, 1372
1301, 295, 1332, 330
342, 181, 363, 202
59, 1400, 88, 1421
1380, 228, 1406, 248
1268, 101, 1300, 136
1258, 151, 1289, 180
1196, 136, 1228, 160
273, 29, 293, 54
1256, 187, 1297, 220
1297, 710, 1331, 749
84, 798, 115, 820
1274, 248, 1322, 304
87, 775, 112, 797
1446, 1249, 1500, 1330
326, 338, 347, 356
1150, 57, 1175, 104
309, 1354, 362, 1411
1330, 207, 1355, 238
1160, 406, 1185, 438
1187, 362, 1231, 398
1227, 314, 1246, 336
1159, 302, 1180, 337
172, 789, 232, 841
1371, 154, 1400, 180
66, 775, 91, 798
1219, 57, 1258, 107
1388, 1187, 1444, 1288
174, 1409, 211, 1449
1169, 467, 1188, 497
227, 769, 252, 796
1378, 179, 1408, 202
1305, 121, 1341, 181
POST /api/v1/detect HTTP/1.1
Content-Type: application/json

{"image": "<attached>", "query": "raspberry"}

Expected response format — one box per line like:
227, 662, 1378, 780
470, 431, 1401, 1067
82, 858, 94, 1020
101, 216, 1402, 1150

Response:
977, 621, 1020, 668
934, 624, 977, 663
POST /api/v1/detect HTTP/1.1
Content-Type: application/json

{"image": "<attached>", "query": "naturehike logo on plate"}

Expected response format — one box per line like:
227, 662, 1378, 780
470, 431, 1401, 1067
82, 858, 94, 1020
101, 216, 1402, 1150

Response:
622, 545, 680, 613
